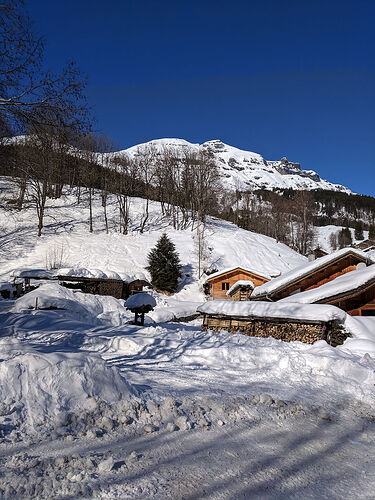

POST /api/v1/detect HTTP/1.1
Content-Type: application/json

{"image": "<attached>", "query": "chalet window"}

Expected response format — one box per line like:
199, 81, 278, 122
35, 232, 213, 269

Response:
222, 282, 230, 290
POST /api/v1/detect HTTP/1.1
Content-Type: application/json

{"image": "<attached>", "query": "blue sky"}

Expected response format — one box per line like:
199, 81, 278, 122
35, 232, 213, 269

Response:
30, 0, 375, 195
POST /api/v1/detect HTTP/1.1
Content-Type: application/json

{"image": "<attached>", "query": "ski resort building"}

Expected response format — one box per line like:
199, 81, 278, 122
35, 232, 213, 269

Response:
251, 248, 374, 303
204, 267, 270, 300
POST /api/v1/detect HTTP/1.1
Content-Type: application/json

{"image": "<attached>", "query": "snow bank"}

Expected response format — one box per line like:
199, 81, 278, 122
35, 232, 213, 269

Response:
13, 283, 131, 326
149, 301, 201, 322
125, 293, 156, 309
0, 337, 137, 431
197, 300, 347, 323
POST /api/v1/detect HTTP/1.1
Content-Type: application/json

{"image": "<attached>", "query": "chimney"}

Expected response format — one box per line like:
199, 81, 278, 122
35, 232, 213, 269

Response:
308, 254, 315, 262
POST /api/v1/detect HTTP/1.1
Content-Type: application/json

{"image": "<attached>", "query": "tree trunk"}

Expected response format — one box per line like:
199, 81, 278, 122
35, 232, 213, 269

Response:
89, 187, 93, 233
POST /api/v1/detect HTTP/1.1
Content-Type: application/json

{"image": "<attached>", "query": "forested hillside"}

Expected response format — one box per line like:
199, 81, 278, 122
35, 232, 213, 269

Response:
1, 137, 375, 256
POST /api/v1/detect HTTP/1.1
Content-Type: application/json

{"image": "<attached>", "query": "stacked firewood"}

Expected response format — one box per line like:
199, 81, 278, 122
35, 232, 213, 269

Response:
202, 317, 349, 346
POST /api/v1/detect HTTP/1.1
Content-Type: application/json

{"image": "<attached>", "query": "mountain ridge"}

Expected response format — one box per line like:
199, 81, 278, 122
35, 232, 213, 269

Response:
113, 138, 352, 194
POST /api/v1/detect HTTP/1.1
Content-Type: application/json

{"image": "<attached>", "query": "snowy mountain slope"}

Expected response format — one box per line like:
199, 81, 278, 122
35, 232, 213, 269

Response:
112, 138, 352, 193
0, 177, 306, 297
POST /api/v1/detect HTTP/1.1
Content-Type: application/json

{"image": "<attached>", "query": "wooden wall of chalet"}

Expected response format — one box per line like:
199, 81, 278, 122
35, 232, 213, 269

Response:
207, 269, 268, 300
266, 254, 367, 301
323, 283, 375, 316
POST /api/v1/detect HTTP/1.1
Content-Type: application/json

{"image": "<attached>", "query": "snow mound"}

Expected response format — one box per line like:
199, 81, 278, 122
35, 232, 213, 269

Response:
149, 300, 201, 322
0, 337, 137, 432
125, 293, 156, 309
197, 300, 347, 323
13, 283, 131, 326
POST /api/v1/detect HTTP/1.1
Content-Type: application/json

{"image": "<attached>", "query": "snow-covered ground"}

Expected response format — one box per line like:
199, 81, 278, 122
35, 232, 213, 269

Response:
315, 225, 370, 253
1, 286, 375, 498
1, 178, 375, 498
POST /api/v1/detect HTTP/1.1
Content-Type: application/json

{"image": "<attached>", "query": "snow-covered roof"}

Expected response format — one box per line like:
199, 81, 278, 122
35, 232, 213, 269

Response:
197, 300, 346, 323
15, 269, 55, 279
57, 267, 126, 280
279, 263, 375, 305
226, 280, 255, 296
125, 293, 156, 309
252, 248, 374, 299
205, 266, 271, 283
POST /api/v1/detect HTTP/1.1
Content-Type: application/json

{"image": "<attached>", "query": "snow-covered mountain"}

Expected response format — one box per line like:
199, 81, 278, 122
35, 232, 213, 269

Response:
115, 138, 352, 193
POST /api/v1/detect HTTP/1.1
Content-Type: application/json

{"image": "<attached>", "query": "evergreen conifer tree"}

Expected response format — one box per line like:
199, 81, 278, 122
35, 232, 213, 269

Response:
338, 227, 353, 248
146, 233, 182, 293
354, 222, 364, 241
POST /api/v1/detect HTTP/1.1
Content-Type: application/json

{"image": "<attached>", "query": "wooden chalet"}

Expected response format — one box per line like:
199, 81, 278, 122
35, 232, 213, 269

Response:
354, 239, 375, 253
279, 263, 375, 316
204, 267, 270, 300
252, 248, 374, 302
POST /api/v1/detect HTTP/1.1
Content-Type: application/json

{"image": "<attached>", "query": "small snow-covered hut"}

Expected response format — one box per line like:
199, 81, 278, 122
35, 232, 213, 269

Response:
354, 239, 375, 253
226, 280, 254, 301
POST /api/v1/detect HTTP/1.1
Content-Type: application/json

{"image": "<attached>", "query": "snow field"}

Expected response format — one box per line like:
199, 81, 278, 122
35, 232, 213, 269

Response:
0, 177, 306, 289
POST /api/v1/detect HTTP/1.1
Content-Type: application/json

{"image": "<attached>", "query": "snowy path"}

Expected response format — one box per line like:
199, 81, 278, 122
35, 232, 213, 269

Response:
0, 400, 374, 499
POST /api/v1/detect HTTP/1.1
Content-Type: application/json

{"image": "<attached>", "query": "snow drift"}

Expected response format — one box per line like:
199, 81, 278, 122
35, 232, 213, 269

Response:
13, 282, 131, 326
0, 337, 137, 432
